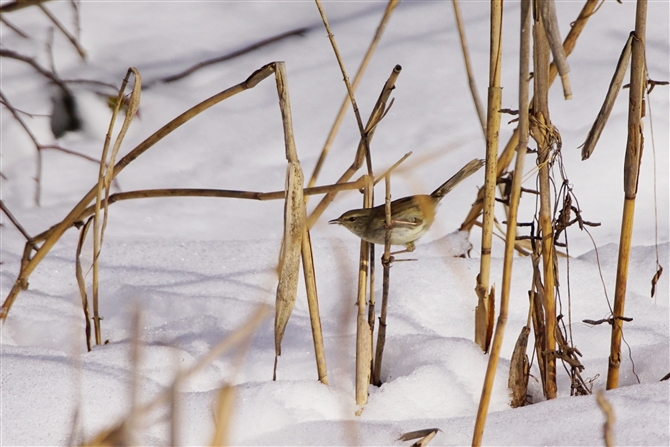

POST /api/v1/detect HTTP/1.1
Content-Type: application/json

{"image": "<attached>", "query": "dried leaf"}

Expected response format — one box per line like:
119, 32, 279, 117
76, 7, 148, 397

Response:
508, 326, 530, 408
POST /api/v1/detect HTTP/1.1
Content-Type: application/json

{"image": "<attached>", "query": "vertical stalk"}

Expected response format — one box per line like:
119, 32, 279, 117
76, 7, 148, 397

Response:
301, 229, 329, 384
355, 175, 374, 405
472, 1, 530, 445
607, 0, 647, 390
475, 0, 503, 353
372, 174, 393, 386
533, 2, 557, 399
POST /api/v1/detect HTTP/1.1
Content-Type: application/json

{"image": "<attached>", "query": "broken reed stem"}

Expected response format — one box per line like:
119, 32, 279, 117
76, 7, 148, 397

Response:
474, 0, 503, 354
472, 1, 531, 444
372, 173, 393, 386
308, 0, 400, 189
607, 0, 647, 390
301, 228, 329, 384
273, 62, 308, 380
314, 0, 373, 177
460, 0, 601, 232
92, 67, 141, 345
537, 0, 571, 99
75, 217, 93, 352
533, 8, 557, 400
452, 0, 486, 136
1, 63, 277, 320
355, 175, 374, 405
306, 65, 401, 229
581, 33, 634, 160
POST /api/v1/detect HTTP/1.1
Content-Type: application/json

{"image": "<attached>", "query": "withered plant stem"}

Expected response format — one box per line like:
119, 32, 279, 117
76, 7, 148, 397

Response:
306, 65, 401, 229
460, 0, 601, 232
37, 2, 86, 60
607, 0, 647, 390
533, 6, 557, 400
308, 0, 400, 190
472, 1, 531, 444
474, 0, 503, 354
314, 0, 373, 178
1, 63, 277, 320
452, 0, 486, 136
355, 176, 374, 405
372, 173, 393, 386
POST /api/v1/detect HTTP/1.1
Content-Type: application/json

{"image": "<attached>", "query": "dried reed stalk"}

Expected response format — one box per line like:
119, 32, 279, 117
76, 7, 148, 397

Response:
452, 0, 486, 136
355, 175, 374, 405
460, 0, 600, 232
314, 0, 374, 177
308, 0, 400, 189
607, 0, 647, 390
532, 9, 557, 400
92, 67, 141, 345
581, 34, 633, 160
473, 3, 532, 443
474, 0, 503, 354
75, 217, 93, 352
273, 62, 308, 380
1, 63, 277, 320
537, 0, 571, 99
372, 173, 393, 386
301, 228, 329, 384
306, 65, 401, 229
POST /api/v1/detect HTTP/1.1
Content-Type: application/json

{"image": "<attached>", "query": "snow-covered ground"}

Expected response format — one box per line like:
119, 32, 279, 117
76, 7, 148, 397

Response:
1, 2, 668, 445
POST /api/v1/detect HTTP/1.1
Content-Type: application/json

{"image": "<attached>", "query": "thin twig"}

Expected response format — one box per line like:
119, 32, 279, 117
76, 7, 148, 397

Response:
38, 2, 86, 60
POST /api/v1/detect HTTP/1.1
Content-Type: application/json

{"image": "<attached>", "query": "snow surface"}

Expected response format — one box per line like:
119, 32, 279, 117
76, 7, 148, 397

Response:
1, 1, 668, 446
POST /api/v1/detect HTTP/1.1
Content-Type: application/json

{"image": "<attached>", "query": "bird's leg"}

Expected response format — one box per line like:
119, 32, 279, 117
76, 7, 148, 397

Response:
390, 241, 415, 256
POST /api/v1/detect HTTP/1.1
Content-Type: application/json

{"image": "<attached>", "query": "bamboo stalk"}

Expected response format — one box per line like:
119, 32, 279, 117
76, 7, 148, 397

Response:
474, 0, 503, 353
532, 6, 557, 400
607, 0, 647, 390
452, 0, 486, 136
308, 0, 400, 189
1, 63, 277, 320
460, 0, 601, 232
355, 175, 374, 405
472, 1, 531, 444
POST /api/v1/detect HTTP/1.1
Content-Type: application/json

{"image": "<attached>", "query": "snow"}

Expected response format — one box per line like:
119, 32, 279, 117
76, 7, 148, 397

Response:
1, 1, 668, 446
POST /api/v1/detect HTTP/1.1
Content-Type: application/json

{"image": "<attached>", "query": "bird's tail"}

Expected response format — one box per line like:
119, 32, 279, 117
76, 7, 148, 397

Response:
431, 158, 485, 199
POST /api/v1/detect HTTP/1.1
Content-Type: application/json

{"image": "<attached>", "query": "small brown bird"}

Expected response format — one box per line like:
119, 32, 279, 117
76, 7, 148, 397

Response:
329, 158, 484, 251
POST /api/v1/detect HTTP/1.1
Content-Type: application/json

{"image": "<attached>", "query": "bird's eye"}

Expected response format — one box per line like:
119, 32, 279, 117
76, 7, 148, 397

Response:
347, 216, 357, 222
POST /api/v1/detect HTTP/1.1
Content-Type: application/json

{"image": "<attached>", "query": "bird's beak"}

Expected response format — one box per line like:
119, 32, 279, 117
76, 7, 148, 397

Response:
328, 218, 340, 225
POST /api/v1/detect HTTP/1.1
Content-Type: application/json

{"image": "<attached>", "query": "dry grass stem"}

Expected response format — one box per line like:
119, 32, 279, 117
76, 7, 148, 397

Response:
581, 34, 633, 160
537, 0, 571, 99
92, 67, 141, 345
75, 217, 93, 352
508, 325, 531, 408
532, 7, 557, 400
474, 0, 503, 355
607, 0, 647, 390
1, 63, 277, 320
273, 62, 307, 380
596, 390, 616, 447
452, 0, 486, 135
308, 0, 400, 189
460, 0, 601, 232
301, 228, 329, 384
0, 0, 52, 13
373, 151, 412, 186
314, 0, 373, 176
355, 175, 374, 405
372, 173, 393, 386
306, 65, 401, 229
0, 199, 32, 241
